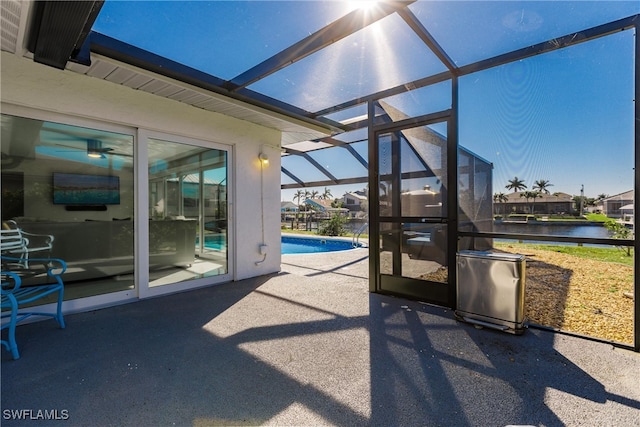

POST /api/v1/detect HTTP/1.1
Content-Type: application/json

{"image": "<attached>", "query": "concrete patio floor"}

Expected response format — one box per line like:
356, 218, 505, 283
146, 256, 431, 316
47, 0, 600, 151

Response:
2, 247, 639, 426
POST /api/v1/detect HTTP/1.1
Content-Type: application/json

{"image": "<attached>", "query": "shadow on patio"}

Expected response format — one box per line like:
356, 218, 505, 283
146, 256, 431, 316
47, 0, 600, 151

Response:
2, 249, 639, 426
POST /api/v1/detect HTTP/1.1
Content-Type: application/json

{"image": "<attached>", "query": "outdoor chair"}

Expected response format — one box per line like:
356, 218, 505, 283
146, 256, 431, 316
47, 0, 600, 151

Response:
1, 256, 66, 360
1, 220, 54, 268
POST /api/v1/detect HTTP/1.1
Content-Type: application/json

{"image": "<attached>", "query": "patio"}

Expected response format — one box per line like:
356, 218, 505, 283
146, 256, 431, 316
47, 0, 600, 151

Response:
2, 248, 639, 426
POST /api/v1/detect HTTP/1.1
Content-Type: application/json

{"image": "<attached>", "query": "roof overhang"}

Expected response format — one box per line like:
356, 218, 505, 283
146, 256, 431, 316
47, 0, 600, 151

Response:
2, 0, 337, 145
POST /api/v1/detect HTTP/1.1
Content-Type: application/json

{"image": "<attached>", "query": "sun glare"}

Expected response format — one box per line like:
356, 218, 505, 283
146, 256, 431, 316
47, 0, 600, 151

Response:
347, 0, 380, 13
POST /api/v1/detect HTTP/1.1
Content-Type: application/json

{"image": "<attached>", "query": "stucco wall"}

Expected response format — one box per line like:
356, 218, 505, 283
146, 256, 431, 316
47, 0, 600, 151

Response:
1, 52, 282, 281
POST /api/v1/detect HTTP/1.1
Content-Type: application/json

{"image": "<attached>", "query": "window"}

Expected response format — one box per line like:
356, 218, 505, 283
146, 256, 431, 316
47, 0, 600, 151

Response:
1, 114, 134, 300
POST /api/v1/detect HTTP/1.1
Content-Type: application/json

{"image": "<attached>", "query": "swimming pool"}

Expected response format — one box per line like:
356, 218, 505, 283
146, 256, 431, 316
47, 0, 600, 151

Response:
281, 235, 361, 254
201, 235, 362, 254
200, 235, 226, 251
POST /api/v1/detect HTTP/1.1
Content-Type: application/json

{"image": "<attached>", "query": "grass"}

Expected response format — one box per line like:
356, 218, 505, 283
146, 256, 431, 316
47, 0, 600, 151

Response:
494, 241, 634, 267
584, 213, 609, 222
496, 241, 634, 344
495, 213, 614, 223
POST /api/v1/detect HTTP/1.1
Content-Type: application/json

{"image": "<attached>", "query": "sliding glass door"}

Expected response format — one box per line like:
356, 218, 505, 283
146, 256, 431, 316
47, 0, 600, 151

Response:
2, 111, 232, 305
1, 113, 135, 303
146, 137, 229, 290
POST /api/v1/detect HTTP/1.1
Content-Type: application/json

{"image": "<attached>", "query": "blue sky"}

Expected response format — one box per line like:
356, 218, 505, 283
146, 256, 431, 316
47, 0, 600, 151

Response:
459, 27, 635, 200
93, 1, 639, 203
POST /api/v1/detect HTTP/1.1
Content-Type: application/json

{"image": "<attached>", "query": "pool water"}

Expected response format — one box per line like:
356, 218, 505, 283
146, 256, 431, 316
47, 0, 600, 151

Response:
281, 236, 360, 254
199, 235, 226, 251
201, 235, 361, 254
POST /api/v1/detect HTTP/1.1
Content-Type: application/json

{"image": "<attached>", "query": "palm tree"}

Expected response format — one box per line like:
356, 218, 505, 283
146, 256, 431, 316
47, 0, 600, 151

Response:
293, 189, 305, 206
520, 191, 539, 215
532, 179, 553, 194
309, 190, 319, 200
530, 191, 541, 215
293, 189, 306, 229
493, 192, 508, 218
506, 176, 527, 193
532, 180, 553, 215
322, 187, 333, 200
301, 189, 311, 213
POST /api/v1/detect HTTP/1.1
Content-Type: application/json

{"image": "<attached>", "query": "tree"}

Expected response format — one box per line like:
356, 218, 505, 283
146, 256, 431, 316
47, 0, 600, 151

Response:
292, 189, 306, 229
493, 192, 508, 217
532, 179, 553, 194
605, 220, 633, 256
293, 189, 305, 206
300, 190, 311, 210
309, 190, 319, 200
506, 176, 527, 192
321, 187, 333, 200
530, 191, 541, 215
293, 189, 311, 229
331, 198, 344, 208
520, 191, 539, 215
318, 213, 347, 236
572, 195, 587, 215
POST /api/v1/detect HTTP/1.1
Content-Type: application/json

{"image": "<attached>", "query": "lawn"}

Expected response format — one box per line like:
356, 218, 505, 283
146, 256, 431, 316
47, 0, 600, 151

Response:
494, 241, 634, 267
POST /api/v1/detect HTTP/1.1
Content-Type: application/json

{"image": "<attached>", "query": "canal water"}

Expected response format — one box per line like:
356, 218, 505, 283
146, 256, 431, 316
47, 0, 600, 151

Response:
493, 222, 612, 239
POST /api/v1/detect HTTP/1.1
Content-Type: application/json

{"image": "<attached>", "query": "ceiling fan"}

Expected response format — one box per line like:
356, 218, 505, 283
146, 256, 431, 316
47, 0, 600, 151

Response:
43, 126, 133, 158
86, 139, 126, 159
53, 138, 133, 159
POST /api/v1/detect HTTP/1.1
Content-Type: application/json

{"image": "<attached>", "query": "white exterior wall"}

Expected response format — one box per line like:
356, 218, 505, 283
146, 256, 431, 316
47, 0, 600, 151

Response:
1, 52, 282, 282
233, 141, 282, 279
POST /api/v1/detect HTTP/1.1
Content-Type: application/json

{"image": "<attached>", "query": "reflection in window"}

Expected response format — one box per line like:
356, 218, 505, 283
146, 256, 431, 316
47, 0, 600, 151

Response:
148, 138, 228, 287
1, 114, 134, 301
378, 222, 448, 284
379, 124, 449, 219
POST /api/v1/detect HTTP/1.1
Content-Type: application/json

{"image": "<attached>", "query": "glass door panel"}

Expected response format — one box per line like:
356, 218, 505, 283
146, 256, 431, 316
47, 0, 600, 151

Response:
200, 167, 228, 262
147, 138, 228, 288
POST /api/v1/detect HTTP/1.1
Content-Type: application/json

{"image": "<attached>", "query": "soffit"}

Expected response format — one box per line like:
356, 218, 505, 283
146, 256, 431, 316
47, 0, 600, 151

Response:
0, 0, 22, 53
64, 55, 331, 144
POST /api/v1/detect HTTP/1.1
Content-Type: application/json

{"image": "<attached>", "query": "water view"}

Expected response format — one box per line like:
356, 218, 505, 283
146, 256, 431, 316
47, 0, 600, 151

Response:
493, 222, 612, 239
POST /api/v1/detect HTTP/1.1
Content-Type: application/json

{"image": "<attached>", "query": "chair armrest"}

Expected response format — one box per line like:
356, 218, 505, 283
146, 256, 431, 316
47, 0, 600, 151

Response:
0, 256, 67, 276
20, 231, 54, 248
1, 271, 22, 294
33, 257, 67, 277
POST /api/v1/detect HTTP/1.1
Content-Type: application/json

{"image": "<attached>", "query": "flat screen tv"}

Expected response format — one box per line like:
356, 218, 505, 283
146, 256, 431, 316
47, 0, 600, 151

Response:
52, 173, 120, 205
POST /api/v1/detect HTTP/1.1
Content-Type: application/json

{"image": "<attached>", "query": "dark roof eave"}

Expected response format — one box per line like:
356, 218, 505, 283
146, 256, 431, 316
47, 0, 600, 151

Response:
88, 31, 343, 135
